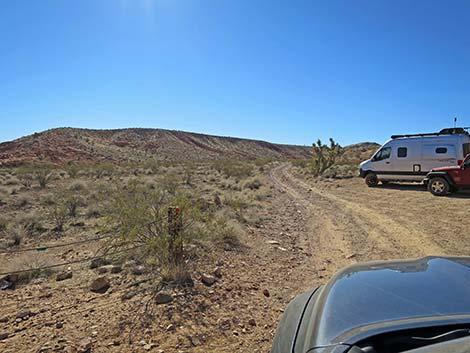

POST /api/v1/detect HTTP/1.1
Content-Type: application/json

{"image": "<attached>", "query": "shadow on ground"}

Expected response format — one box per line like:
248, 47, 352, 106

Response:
377, 183, 470, 198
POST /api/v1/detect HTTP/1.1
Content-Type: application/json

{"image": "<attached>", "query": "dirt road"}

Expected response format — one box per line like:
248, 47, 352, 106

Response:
270, 163, 448, 272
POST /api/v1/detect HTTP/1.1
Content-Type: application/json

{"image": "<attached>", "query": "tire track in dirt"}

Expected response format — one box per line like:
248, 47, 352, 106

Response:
269, 164, 355, 279
271, 163, 446, 266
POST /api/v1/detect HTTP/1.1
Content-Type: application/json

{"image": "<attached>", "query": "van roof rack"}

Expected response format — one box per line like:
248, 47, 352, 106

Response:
391, 127, 469, 139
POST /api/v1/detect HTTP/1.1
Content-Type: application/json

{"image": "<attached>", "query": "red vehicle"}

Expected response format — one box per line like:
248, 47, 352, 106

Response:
424, 153, 470, 196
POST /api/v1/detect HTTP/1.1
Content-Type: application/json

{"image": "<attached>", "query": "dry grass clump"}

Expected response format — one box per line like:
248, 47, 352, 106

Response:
212, 159, 254, 179
6, 253, 55, 284
206, 217, 242, 251
68, 180, 87, 192
244, 177, 262, 190
3, 224, 26, 247
34, 169, 54, 188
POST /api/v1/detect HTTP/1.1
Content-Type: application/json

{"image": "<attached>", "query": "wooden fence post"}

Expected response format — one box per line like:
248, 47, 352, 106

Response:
168, 206, 183, 265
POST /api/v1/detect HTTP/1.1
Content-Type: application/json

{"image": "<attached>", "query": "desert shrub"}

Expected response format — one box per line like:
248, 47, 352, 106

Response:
6, 253, 55, 284
183, 164, 195, 186
85, 205, 102, 218
142, 159, 160, 174
225, 195, 249, 222
16, 168, 34, 188
4, 224, 26, 247
68, 181, 87, 192
160, 172, 179, 195
16, 211, 45, 236
41, 193, 56, 206
64, 193, 85, 217
254, 190, 272, 201
66, 164, 82, 178
4, 177, 20, 186
212, 159, 254, 179
206, 217, 241, 250
244, 178, 262, 190
0, 216, 7, 231
291, 158, 309, 169
92, 163, 114, 178
322, 164, 357, 179
34, 169, 54, 188
46, 198, 69, 232
14, 195, 31, 209
106, 181, 203, 284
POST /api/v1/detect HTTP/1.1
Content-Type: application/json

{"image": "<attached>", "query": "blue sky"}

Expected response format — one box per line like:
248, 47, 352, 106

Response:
1, 0, 470, 146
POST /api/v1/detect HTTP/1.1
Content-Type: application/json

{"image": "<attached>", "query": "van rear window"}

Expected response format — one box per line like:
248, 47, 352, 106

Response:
436, 147, 447, 154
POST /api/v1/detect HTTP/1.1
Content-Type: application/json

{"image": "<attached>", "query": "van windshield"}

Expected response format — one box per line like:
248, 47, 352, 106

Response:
373, 147, 391, 161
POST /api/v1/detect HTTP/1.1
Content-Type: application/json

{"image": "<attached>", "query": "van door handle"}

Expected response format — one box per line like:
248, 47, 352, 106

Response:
385, 162, 390, 164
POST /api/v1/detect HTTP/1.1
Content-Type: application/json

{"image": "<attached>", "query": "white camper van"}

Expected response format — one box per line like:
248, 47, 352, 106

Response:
359, 128, 470, 186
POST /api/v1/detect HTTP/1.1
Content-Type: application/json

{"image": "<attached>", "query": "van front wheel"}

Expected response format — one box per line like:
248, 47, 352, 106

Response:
428, 177, 450, 196
365, 173, 379, 187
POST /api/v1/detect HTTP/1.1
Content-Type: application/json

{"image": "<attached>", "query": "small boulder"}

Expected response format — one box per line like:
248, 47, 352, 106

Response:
0, 332, 9, 341
262, 289, 270, 297
15, 309, 33, 320
213, 267, 222, 278
218, 319, 231, 331
56, 270, 73, 281
0, 274, 18, 290
132, 265, 145, 275
90, 258, 109, 269
201, 274, 217, 287
248, 318, 257, 327
77, 337, 92, 353
155, 291, 173, 305
0, 279, 13, 290
90, 277, 110, 294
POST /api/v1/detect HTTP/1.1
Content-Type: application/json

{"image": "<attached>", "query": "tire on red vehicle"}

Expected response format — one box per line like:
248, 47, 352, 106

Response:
427, 177, 450, 196
365, 173, 379, 187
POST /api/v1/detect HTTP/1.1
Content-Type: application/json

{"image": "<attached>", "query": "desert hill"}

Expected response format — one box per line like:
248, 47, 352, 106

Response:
0, 127, 379, 167
0, 128, 314, 167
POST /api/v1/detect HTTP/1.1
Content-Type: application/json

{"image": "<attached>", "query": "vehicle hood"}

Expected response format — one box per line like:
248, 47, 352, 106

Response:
306, 257, 470, 349
431, 166, 460, 172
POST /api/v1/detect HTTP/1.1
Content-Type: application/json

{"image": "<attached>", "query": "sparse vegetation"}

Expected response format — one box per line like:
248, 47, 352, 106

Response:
4, 224, 25, 247
212, 159, 254, 179
6, 253, 55, 284
34, 168, 54, 188
47, 197, 70, 232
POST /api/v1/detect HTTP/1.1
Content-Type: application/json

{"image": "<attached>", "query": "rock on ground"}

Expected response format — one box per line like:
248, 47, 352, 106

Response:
90, 277, 110, 294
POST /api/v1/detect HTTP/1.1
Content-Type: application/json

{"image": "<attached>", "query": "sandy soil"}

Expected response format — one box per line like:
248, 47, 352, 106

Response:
2, 163, 469, 353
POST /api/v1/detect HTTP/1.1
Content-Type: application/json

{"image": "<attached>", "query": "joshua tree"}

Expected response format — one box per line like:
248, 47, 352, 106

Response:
311, 138, 343, 176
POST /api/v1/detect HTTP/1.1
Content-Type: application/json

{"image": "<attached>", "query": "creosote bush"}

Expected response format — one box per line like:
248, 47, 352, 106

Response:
46, 197, 69, 232
107, 180, 204, 285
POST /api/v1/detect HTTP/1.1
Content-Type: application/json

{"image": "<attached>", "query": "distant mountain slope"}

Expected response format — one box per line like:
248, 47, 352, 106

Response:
0, 128, 315, 167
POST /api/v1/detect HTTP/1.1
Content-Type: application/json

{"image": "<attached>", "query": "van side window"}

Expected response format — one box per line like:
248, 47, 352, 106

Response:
436, 147, 447, 154
373, 147, 391, 161
397, 147, 407, 158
